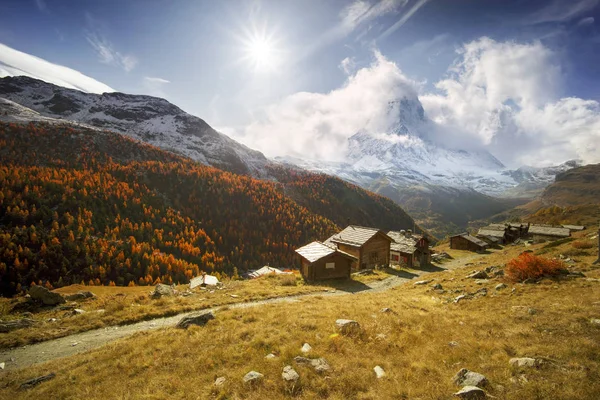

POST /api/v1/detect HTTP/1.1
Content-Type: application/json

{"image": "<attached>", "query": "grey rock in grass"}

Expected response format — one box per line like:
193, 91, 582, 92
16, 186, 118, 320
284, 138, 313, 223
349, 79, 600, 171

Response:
28, 286, 65, 305
176, 311, 215, 329
495, 283, 507, 290
452, 368, 488, 387
373, 365, 386, 379
64, 291, 95, 301
432, 283, 443, 290
72, 309, 86, 315
214, 376, 226, 386
282, 365, 300, 383
454, 385, 486, 399
243, 371, 263, 384
265, 353, 277, 359
0, 318, 36, 333
336, 319, 361, 335
509, 357, 541, 368
151, 284, 175, 298
590, 318, 600, 325
19, 373, 56, 390
380, 307, 393, 313
294, 356, 331, 373
301, 343, 312, 353
467, 271, 489, 279
414, 279, 432, 286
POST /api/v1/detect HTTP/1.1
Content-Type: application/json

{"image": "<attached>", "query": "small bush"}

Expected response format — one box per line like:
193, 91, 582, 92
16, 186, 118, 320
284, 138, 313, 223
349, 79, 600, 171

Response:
278, 274, 297, 287
505, 253, 567, 282
572, 241, 594, 249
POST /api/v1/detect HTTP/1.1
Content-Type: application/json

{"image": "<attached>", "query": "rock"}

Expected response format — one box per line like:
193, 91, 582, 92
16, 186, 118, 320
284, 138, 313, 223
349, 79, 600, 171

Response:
467, 271, 489, 279
527, 308, 537, 315
449, 341, 459, 347
0, 318, 36, 333
414, 279, 432, 285
493, 270, 504, 277
19, 373, 56, 389
72, 309, 86, 315
454, 385, 486, 399
243, 371, 263, 384
64, 291, 95, 301
282, 365, 300, 382
380, 307, 393, 313
336, 319, 361, 335
590, 318, 600, 325
509, 357, 541, 368
301, 343, 312, 353
495, 283, 507, 290
452, 368, 488, 387
28, 286, 65, 305
21, 312, 33, 318
294, 356, 331, 373
432, 283, 443, 290
47, 318, 57, 323
214, 376, 226, 386
71, 342, 79, 347
230, 294, 240, 298
454, 295, 469, 303
474, 288, 487, 297
151, 284, 175, 298
0, 362, 4, 369
265, 353, 277, 359
373, 365, 386, 379
175, 311, 215, 329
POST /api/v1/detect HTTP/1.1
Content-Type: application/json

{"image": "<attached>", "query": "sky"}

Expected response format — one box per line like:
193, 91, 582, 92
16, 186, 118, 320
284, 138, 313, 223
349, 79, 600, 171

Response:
1, 0, 600, 168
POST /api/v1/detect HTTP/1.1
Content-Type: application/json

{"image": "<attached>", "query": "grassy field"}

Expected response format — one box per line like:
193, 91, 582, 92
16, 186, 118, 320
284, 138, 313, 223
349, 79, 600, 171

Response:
1, 231, 599, 399
0, 270, 392, 349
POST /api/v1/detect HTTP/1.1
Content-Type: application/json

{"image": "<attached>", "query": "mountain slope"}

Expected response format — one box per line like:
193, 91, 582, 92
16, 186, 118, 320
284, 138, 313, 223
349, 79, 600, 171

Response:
0, 76, 268, 176
0, 121, 421, 295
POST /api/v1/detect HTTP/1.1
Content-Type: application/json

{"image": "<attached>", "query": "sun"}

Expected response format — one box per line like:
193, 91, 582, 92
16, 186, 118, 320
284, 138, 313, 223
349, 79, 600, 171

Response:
237, 24, 283, 72
246, 36, 275, 70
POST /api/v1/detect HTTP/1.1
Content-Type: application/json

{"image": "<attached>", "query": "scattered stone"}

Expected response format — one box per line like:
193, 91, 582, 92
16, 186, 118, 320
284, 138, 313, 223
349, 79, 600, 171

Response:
0, 318, 36, 333
493, 270, 505, 277
495, 283, 507, 290
29, 286, 65, 305
336, 319, 361, 335
243, 371, 263, 384
454, 385, 486, 399
454, 295, 469, 303
64, 291, 95, 301
19, 373, 56, 389
230, 294, 240, 298
467, 271, 489, 279
432, 283, 443, 290
449, 341, 459, 347
282, 365, 300, 383
175, 311, 215, 329
71, 342, 78, 347
21, 312, 34, 318
294, 356, 331, 373
380, 307, 393, 313
474, 288, 487, 297
509, 357, 541, 368
265, 353, 277, 359
301, 343, 312, 353
47, 318, 57, 323
0, 362, 4, 370
72, 309, 86, 315
376, 333, 387, 340
373, 365, 386, 379
151, 284, 175, 298
590, 319, 600, 325
528, 308, 538, 315
214, 376, 226, 386
452, 368, 488, 387
414, 279, 432, 285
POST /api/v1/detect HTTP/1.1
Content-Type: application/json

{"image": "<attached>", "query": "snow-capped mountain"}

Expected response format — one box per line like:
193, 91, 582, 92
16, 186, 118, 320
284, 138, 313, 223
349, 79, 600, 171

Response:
0, 76, 269, 176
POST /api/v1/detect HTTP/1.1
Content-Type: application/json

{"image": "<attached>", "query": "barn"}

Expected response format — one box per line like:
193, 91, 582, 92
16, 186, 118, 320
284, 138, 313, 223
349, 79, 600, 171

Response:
326, 226, 393, 270
450, 233, 489, 252
388, 230, 431, 268
528, 225, 571, 243
295, 241, 357, 282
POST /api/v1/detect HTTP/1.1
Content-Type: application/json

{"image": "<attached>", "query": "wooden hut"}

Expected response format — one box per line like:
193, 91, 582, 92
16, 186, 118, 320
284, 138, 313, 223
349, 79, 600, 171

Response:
326, 226, 392, 270
295, 241, 357, 282
528, 225, 570, 243
450, 233, 488, 252
388, 230, 431, 268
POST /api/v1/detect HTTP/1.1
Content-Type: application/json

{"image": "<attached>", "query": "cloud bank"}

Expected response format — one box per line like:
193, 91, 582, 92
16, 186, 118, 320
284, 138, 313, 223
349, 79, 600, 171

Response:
235, 38, 600, 168
0, 42, 114, 94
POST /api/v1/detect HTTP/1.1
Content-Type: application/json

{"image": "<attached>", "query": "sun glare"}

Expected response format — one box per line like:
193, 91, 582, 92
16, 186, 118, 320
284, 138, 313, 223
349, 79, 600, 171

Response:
237, 24, 283, 73
246, 36, 275, 69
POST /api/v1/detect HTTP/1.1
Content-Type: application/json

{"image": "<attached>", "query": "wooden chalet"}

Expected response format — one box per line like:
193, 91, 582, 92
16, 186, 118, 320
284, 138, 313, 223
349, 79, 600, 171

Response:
295, 241, 357, 281
388, 230, 431, 268
326, 226, 392, 270
450, 233, 488, 252
477, 224, 508, 245
528, 225, 571, 243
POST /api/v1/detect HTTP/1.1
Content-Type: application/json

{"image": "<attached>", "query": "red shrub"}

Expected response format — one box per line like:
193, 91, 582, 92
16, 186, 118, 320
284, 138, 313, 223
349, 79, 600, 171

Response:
505, 253, 567, 282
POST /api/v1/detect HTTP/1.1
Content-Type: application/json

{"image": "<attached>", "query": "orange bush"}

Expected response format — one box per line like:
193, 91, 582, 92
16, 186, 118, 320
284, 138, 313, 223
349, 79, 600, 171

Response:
505, 253, 567, 282
572, 241, 594, 249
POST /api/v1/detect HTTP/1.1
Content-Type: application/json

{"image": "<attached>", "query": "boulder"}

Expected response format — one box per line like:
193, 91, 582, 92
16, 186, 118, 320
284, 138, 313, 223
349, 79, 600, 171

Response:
19, 373, 56, 390
432, 283, 443, 290
28, 286, 65, 305
294, 356, 331, 373
151, 284, 175, 298
176, 311, 215, 329
380, 307, 393, 313
0, 318, 36, 332
509, 357, 541, 368
243, 371, 263, 384
452, 368, 488, 387
282, 366, 300, 383
373, 365, 386, 379
336, 319, 361, 336
467, 271, 489, 279
72, 309, 86, 315
301, 343, 312, 353
265, 353, 277, 359
454, 385, 486, 399
64, 291, 95, 301
214, 376, 226, 386
495, 283, 507, 291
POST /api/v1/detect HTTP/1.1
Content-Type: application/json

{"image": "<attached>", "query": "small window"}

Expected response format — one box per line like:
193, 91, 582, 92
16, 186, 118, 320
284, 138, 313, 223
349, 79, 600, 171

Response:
325, 262, 335, 269
391, 254, 399, 261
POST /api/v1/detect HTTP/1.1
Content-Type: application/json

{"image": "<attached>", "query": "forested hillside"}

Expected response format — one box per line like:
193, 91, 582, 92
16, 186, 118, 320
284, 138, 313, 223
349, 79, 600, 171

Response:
0, 122, 339, 295
0, 122, 419, 295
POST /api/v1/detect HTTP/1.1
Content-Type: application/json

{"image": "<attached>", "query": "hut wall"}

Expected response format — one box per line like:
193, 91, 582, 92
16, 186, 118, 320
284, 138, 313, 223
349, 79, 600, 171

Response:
361, 236, 391, 269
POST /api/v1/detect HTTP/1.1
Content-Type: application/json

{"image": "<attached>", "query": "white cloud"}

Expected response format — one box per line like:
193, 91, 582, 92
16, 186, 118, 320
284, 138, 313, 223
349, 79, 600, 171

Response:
528, 0, 598, 24
377, 0, 430, 41
0, 42, 114, 94
85, 13, 137, 72
144, 76, 170, 84
577, 16, 595, 26
339, 57, 356, 75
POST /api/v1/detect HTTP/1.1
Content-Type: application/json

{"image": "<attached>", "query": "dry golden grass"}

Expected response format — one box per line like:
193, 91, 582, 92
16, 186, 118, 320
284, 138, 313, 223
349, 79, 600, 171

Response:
1, 233, 599, 399
0, 271, 391, 349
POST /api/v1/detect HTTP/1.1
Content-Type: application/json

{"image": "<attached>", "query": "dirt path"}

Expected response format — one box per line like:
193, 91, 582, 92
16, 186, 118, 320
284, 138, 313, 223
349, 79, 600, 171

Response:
0, 264, 462, 371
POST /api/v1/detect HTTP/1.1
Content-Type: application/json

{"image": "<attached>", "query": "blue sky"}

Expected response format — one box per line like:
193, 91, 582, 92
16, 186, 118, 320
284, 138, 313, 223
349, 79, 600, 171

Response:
1, 0, 600, 167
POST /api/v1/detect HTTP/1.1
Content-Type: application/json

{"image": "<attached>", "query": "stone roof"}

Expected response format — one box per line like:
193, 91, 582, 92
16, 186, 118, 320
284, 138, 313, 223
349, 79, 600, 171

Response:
453, 233, 488, 248
295, 241, 357, 263
478, 228, 506, 238
329, 225, 392, 247
388, 231, 421, 254
562, 224, 586, 231
528, 225, 570, 237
